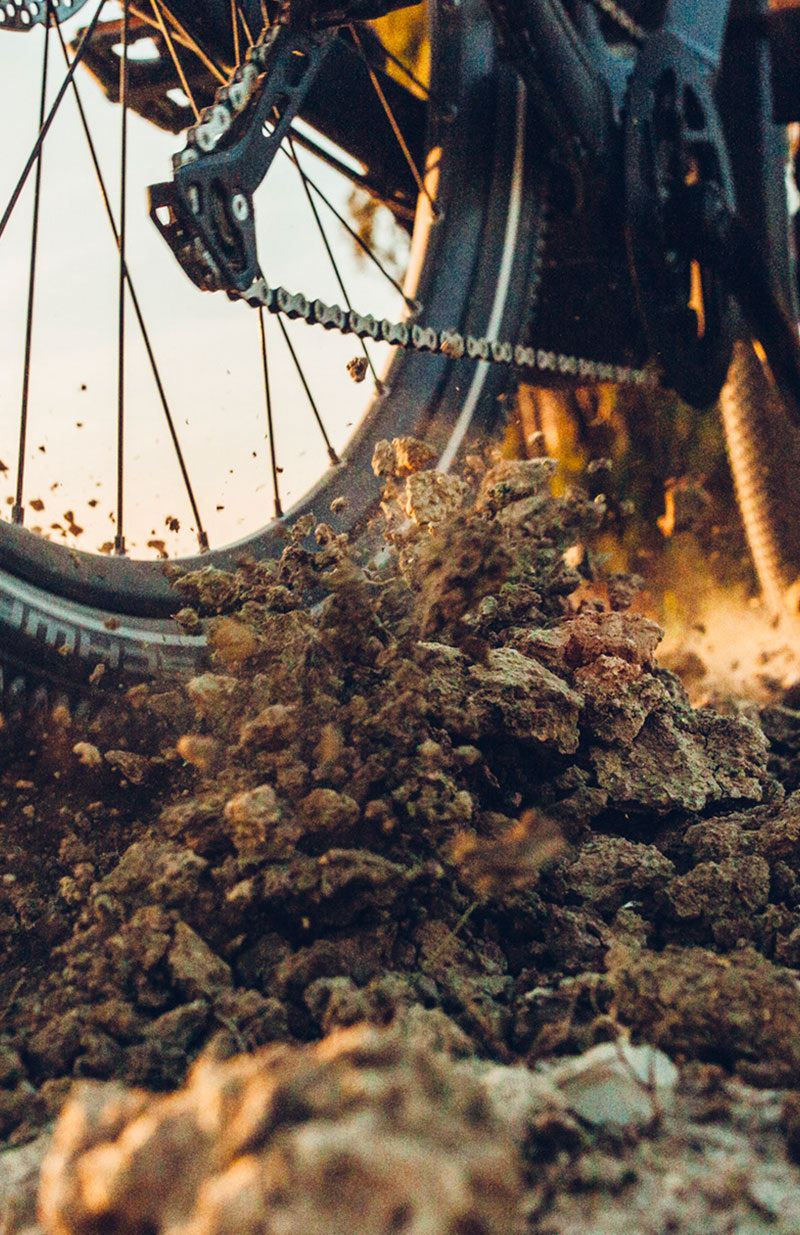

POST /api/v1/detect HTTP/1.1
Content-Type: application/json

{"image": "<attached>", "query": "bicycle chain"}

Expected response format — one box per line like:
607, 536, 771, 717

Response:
167, 6, 658, 391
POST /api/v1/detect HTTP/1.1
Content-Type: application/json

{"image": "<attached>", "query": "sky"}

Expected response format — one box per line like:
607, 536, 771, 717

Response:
0, 1, 412, 557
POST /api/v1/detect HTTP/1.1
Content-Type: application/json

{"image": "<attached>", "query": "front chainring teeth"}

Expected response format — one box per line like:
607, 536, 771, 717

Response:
0, 0, 90, 32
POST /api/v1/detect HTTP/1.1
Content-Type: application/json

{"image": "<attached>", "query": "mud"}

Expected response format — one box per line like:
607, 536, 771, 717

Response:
2, 446, 800, 1232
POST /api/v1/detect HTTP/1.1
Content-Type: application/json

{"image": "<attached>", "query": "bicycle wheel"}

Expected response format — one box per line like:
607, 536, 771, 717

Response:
622, 0, 800, 610
492, 0, 800, 610
0, 0, 547, 685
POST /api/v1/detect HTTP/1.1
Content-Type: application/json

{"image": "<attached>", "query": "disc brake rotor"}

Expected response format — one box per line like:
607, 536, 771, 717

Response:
0, 0, 90, 33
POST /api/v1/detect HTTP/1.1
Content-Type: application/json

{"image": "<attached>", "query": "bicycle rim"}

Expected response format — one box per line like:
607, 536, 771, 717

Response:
0, 0, 547, 681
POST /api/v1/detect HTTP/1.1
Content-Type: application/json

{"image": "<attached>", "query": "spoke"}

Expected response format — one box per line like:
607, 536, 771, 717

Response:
53, 20, 209, 552
230, 0, 240, 66
287, 134, 383, 390
259, 308, 282, 519
154, 0, 228, 83
115, 0, 130, 556
236, 2, 255, 48
280, 140, 416, 308
367, 30, 436, 105
349, 23, 438, 217
13, 1, 52, 527
275, 313, 340, 466
0, 0, 104, 247
149, 0, 200, 121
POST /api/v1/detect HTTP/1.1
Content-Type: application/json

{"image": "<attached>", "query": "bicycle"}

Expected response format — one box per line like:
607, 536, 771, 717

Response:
0, 0, 799, 692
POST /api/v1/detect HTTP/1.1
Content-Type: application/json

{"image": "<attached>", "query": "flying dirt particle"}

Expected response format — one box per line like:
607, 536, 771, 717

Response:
89, 663, 106, 685
347, 356, 368, 383
216, 505, 224, 512
5, 497, 12, 506
50, 523, 63, 532
76, 422, 83, 429
63, 511, 75, 524
88, 500, 98, 508
0, 460, 7, 473
176, 733, 219, 773
51, 482, 60, 490
38, 446, 46, 453
209, 617, 258, 669
451, 811, 565, 897
80, 384, 87, 391
68, 524, 84, 538
30, 499, 44, 512
148, 540, 168, 559
98, 542, 113, 555
165, 516, 180, 532
72, 742, 102, 768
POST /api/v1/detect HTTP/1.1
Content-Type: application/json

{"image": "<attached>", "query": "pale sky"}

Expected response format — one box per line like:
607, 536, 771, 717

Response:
0, 2, 410, 556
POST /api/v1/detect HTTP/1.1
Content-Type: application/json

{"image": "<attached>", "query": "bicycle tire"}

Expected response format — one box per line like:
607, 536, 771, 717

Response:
509, 0, 800, 611
0, 0, 548, 684
716, 0, 800, 610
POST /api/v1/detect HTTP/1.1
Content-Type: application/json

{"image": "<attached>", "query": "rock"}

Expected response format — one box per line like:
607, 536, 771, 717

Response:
591, 706, 772, 814
167, 921, 233, 1001
101, 843, 209, 917
475, 457, 557, 512
418, 642, 583, 753
549, 1040, 678, 1129
0, 1044, 24, 1087
608, 943, 800, 1078
175, 734, 220, 773
662, 855, 771, 937
38, 1024, 525, 1235
562, 836, 675, 917
102, 751, 152, 785
297, 788, 361, 842
563, 610, 665, 670
185, 673, 239, 715
71, 743, 102, 769
224, 785, 284, 857
143, 1001, 210, 1051
469, 648, 583, 753
403, 472, 470, 526
239, 704, 298, 751
371, 436, 436, 478
573, 655, 668, 745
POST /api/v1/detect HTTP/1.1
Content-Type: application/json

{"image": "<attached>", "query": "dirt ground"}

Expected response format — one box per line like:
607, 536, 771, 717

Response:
3, 441, 800, 1233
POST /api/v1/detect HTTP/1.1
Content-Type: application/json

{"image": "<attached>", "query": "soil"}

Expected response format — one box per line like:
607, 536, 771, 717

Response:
2, 442, 800, 1233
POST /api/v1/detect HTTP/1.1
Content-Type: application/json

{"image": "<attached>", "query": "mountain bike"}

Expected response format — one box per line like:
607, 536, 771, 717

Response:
1, 0, 799, 692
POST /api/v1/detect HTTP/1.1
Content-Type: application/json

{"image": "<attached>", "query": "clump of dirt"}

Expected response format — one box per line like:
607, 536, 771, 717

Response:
4, 443, 800, 1232
38, 1021, 525, 1235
